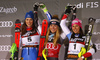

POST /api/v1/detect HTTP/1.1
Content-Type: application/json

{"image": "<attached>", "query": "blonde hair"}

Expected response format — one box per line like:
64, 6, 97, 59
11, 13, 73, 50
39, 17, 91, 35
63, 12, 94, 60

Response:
44, 26, 61, 46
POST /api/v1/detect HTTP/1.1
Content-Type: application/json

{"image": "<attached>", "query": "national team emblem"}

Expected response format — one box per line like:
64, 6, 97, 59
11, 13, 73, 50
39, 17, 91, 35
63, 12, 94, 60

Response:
52, 22, 56, 24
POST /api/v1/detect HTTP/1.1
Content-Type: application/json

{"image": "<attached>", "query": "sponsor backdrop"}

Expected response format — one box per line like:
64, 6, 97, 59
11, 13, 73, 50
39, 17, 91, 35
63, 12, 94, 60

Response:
0, 0, 100, 60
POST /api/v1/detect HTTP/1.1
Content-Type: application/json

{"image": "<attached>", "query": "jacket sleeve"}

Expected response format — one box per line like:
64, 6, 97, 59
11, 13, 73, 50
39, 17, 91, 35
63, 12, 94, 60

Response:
34, 11, 41, 34
45, 11, 52, 21
60, 14, 72, 40
82, 40, 97, 58
37, 21, 41, 34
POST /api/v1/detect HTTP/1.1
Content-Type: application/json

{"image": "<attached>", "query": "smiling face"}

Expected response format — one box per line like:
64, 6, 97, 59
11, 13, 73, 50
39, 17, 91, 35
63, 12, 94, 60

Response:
72, 24, 80, 34
49, 24, 58, 33
25, 18, 33, 27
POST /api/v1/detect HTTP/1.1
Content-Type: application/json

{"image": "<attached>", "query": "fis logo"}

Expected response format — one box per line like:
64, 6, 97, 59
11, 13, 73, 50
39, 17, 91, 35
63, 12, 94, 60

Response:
86, 2, 99, 8
67, 2, 99, 8
0, 6, 17, 14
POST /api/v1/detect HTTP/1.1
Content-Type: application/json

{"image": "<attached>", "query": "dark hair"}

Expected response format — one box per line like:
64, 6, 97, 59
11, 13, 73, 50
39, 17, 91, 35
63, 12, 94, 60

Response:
21, 20, 38, 35
71, 27, 84, 38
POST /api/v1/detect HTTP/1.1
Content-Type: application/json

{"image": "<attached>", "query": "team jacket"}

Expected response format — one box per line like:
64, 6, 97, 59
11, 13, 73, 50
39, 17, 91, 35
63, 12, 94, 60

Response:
21, 30, 40, 46
44, 33, 66, 58
60, 14, 96, 59
19, 22, 41, 47
19, 11, 42, 47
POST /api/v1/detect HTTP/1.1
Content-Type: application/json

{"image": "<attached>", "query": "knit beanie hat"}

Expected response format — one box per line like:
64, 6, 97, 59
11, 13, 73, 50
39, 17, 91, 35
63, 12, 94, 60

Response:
25, 11, 34, 20
72, 18, 82, 28
49, 15, 60, 27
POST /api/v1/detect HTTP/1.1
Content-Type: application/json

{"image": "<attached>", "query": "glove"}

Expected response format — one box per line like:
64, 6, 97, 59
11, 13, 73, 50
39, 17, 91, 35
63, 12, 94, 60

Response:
33, 2, 39, 11
72, 6, 77, 13
9, 43, 18, 60
39, 3, 48, 13
78, 47, 86, 58
65, 6, 72, 14
42, 49, 48, 60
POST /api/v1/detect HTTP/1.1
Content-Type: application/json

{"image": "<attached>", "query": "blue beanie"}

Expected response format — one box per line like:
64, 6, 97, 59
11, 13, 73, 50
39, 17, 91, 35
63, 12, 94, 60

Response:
25, 11, 34, 20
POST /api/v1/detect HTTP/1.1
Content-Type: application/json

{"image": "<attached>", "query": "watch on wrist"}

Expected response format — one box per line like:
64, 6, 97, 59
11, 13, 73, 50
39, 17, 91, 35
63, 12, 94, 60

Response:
81, 56, 84, 59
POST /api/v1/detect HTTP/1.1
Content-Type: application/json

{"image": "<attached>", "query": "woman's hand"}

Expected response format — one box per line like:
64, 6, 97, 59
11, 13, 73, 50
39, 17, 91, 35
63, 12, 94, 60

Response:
77, 57, 83, 60
39, 3, 48, 13
33, 2, 39, 11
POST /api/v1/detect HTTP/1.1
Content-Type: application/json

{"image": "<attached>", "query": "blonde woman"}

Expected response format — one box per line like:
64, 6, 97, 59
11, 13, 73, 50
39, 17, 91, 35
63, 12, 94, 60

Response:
39, 3, 67, 60
44, 15, 66, 60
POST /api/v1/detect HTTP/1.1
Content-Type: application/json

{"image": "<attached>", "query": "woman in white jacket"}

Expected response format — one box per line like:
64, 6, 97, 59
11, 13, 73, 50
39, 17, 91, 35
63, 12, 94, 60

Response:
60, 6, 96, 60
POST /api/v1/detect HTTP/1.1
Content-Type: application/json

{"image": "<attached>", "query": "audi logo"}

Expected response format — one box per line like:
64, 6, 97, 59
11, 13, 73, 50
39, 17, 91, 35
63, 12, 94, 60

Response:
1, 59, 9, 60
95, 43, 100, 50
0, 45, 11, 51
0, 21, 13, 27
